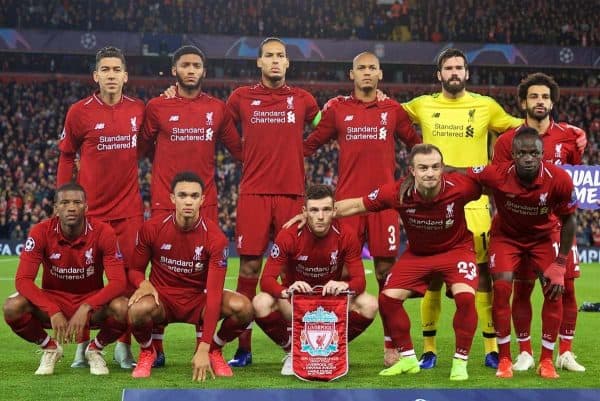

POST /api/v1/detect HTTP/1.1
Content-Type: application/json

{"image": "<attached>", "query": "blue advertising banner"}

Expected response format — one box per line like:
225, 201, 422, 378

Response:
1, 29, 599, 68
122, 389, 599, 401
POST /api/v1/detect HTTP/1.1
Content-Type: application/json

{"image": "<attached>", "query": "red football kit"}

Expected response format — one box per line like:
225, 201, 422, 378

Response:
16, 217, 126, 318
260, 223, 366, 297
494, 122, 583, 278
227, 83, 320, 255
142, 91, 242, 222
363, 173, 482, 294
57, 93, 145, 266
303, 95, 422, 257
467, 162, 576, 274
129, 214, 229, 344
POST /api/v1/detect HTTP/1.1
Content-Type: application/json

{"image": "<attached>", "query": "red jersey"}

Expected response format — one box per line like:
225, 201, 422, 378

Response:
15, 217, 126, 316
141, 92, 242, 210
303, 95, 421, 198
260, 223, 365, 298
57, 93, 144, 220
129, 214, 229, 344
227, 83, 320, 195
493, 121, 583, 165
363, 173, 482, 255
467, 162, 576, 241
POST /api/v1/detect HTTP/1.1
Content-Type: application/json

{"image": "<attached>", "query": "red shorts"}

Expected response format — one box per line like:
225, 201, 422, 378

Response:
236, 194, 304, 255
158, 287, 207, 325
489, 233, 559, 276
38, 290, 102, 328
339, 209, 400, 258
383, 246, 478, 296
515, 242, 580, 280
152, 205, 218, 225
107, 215, 143, 268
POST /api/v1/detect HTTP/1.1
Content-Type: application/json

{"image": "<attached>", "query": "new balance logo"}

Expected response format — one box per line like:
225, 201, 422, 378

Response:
169, 115, 179, 122
406, 208, 416, 214
297, 255, 309, 261
160, 243, 172, 250
431, 112, 440, 118
49, 253, 61, 260
94, 123, 105, 130
251, 100, 261, 106
344, 115, 354, 121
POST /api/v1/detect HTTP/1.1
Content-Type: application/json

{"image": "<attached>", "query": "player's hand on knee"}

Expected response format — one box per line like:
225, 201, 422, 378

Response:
128, 280, 160, 306
162, 84, 177, 99
322, 280, 349, 296
50, 312, 69, 344
543, 255, 566, 300
288, 281, 312, 294
66, 304, 92, 343
282, 213, 306, 230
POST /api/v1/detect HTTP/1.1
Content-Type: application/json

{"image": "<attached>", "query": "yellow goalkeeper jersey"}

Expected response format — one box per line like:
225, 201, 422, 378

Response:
403, 91, 522, 207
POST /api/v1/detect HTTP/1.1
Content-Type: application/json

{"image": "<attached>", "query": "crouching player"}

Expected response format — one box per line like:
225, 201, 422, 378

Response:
127, 172, 253, 380
3, 182, 129, 375
253, 185, 378, 375
331, 144, 482, 380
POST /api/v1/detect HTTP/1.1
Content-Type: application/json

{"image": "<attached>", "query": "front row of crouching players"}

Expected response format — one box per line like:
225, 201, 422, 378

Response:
127, 172, 253, 380
253, 184, 378, 375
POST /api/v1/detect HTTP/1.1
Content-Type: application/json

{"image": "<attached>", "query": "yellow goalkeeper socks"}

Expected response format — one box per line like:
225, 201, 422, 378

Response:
421, 290, 442, 354
476, 290, 497, 354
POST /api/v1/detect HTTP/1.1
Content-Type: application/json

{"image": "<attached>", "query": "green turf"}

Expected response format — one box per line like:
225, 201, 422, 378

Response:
0, 256, 598, 400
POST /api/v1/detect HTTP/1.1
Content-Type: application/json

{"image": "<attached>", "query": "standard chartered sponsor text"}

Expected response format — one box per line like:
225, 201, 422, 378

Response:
432, 122, 465, 137
251, 110, 287, 124
97, 134, 132, 150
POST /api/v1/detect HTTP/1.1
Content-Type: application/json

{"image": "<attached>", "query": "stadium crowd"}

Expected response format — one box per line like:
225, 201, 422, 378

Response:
0, 78, 598, 243
1, 0, 598, 46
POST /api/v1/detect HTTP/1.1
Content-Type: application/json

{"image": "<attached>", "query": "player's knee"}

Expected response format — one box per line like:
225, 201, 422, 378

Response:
355, 293, 378, 319
252, 292, 275, 317
108, 296, 129, 322
128, 297, 156, 324
229, 294, 254, 322
3, 294, 28, 320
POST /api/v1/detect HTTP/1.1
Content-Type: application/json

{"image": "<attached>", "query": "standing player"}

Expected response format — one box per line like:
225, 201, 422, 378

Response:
465, 128, 577, 379
127, 172, 253, 380
57, 46, 144, 369
402, 48, 522, 369
253, 185, 378, 375
303, 51, 421, 366
492, 73, 586, 372
3, 183, 129, 376
328, 144, 482, 381
141, 45, 242, 366
226, 37, 321, 367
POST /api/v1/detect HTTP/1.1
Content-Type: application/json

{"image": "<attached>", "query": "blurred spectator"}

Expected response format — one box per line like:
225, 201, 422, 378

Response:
0, 0, 598, 45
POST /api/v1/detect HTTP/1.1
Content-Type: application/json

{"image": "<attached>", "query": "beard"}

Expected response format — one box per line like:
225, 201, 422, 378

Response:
176, 71, 202, 91
441, 77, 466, 94
526, 106, 550, 122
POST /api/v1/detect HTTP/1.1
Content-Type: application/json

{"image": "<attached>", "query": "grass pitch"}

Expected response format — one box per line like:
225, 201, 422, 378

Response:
0, 256, 598, 401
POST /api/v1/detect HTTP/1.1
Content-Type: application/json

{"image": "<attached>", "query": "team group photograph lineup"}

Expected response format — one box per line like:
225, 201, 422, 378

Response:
0, 1, 599, 399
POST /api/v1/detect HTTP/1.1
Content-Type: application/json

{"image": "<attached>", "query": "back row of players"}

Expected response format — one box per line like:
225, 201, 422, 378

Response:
3, 39, 588, 381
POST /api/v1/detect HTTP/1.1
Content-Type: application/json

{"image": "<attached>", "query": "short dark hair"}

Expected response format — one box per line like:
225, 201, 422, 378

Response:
258, 37, 287, 57
306, 184, 334, 202
55, 182, 86, 202
513, 126, 541, 146
517, 72, 560, 104
95, 46, 126, 71
170, 171, 204, 192
408, 144, 444, 166
436, 48, 468, 71
172, 45, 206, 66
